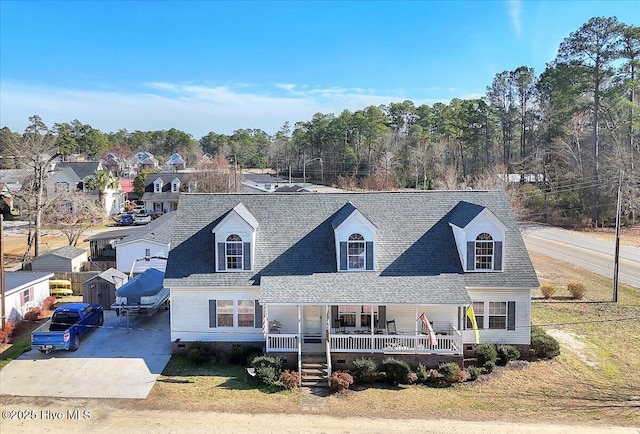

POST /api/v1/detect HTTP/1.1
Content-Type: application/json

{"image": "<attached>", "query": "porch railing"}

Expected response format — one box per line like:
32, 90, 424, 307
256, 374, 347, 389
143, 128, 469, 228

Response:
266, 334, 298, 352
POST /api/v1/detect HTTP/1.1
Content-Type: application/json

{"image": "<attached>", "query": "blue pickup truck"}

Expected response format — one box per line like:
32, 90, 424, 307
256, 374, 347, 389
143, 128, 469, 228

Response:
31, 303, 104, 353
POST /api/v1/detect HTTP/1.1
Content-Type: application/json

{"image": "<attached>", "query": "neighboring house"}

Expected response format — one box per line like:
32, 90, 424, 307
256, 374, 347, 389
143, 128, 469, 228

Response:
0, 183, 16, 216
275, 184, 313, 193
2, 272, 54, 324
103, 152, 120, 175
85, 226, 142, 266
115, 212, 175, 274
83, 268, 128, 310
140, 172, 190, 213
242, 173, 276, 193
165, 191, 539, 375
165, 153, 186, 171
133, 152, 159, 171
30, 245, 88, 273
47, 161, 124, 215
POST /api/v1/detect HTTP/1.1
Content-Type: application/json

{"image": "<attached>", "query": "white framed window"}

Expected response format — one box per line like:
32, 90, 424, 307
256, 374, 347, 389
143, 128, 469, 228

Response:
347, 233, 366, 270
489, 301, 507, 329
238, 300, 255, 327
217, 300, 233, 327
145, 248, 151, 257
171, 181, 179, 192
466, 301, 485, 329
23, 289, 31, 304
360, 305, 378, 328
225, 234, 243, 270
339, 305, 357, 327
154, 181, 162, 193
475, 233, 494, 270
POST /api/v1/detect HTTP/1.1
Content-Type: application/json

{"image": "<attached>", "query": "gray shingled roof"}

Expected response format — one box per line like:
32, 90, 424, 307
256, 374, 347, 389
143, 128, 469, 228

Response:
164, 191, 539, 304
40, 245, 87, 259
54, 162, 101, 180
449, 201, 486, 228
85, 268, 128, 285
141, 191, 181, 202
116, 211, 176, 245
5, 272, 54, 294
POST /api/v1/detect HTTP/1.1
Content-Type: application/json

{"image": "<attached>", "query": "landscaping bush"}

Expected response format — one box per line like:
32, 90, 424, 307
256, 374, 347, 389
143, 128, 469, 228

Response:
0, 321, 16, 344
567, 281, 586, 299
483, 360, 496, 373
380, 357, 411, 385
466, 366, 481, 381
530, 326, 560, 359
280, 370, 301, 390
496, 345, 520, 366
438, 362, 465, 384
24, 307, 42, 322
229, 344, 262, 365
250, 355, 282, 387
352, 356, 378, 383
42, 296, 57, 311
416, 363, 430, 383
540, 283, 556, 299
474, 343, 498, 366
187, 342, 212, 365
330, 370, 354, 392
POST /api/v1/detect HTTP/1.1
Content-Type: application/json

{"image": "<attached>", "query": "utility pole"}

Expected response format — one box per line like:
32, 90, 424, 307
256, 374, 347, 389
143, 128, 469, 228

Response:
612, 170, 623, 303
1, 215, 5, 329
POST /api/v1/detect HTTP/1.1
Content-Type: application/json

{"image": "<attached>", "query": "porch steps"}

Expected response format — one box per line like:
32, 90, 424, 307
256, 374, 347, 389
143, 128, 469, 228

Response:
301, 354, 328, 387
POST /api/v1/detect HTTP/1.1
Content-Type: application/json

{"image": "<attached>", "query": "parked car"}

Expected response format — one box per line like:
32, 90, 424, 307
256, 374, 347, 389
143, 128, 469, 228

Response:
31, 303, 104, 353
117, 214, 134, 226
134, 212, 151, 225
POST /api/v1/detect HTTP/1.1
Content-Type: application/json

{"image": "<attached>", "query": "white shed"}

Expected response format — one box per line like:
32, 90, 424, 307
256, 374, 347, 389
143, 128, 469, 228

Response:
30, 245, 88, 273
2, 272, 54, 325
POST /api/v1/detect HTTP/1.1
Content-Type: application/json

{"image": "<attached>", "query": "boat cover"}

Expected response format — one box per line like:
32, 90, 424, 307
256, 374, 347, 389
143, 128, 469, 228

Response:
115, 268, 164, 304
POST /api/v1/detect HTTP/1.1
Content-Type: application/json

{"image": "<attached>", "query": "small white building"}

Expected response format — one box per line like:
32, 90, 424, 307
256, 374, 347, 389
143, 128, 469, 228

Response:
115, 212, 175, 275
30, 246, 88, 273
2, 272, 54, 324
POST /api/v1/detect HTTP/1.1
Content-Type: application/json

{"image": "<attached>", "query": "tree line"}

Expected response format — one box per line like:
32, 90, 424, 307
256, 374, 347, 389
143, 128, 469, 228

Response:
1, 16, 638, 226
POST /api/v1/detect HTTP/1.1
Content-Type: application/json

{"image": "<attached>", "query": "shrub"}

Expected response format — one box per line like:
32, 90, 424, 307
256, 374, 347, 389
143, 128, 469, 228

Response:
438, 362, 465, 384
380, 357, 411, 385
483, 360, 496, 373
352, 357, 378, 383
42, 296, 57, 311
540, 283, 556, 299
416, 363, 430, 383
24, 307, 43, 322
187, 342, 212, 365
0, 321, 17, 344
250, 355, 282, 387
229, 344, 262, 365
530, 326, 560, 359
496, 345, 520, 366
427, 369, 443, 383
280, 370, 301, 390
466, 366, 481, 381
474, 343, 498, 366
330, 371, 354, 392
567, 281, 586, 299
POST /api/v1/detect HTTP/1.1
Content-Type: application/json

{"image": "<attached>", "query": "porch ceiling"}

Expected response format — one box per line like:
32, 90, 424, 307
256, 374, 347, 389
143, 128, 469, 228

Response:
259, 273, 471, 305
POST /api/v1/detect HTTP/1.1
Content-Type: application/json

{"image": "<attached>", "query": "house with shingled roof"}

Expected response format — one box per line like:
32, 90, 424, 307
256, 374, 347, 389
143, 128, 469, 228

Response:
164, 191, 539, 381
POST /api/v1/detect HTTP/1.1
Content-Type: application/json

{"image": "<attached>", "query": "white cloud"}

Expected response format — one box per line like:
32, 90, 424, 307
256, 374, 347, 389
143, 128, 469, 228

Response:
509, 0, 522, 37
0, 80, 447, 137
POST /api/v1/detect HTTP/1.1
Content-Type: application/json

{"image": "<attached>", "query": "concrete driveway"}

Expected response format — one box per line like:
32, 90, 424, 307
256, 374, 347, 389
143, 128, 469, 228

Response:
0, 309, 171, 399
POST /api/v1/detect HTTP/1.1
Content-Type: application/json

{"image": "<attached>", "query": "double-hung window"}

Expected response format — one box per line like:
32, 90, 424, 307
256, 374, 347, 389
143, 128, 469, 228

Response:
488, 301, 507, 329
216, 300, 234, 327
475, 233, 494, 270
339, 305, 357, 327
347, 233, 366, 270
238, 300, 255, 327
466, 301, 485, 329
225, 234, 243, 270
360, 305, 378, 328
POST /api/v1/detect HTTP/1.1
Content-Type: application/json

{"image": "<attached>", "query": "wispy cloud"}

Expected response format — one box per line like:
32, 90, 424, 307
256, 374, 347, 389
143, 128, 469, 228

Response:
1, 80, 446, 137
509, 0, 522, 37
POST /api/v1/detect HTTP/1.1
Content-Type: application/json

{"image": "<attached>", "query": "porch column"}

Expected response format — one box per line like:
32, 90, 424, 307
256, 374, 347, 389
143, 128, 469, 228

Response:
297, 305, 302, 385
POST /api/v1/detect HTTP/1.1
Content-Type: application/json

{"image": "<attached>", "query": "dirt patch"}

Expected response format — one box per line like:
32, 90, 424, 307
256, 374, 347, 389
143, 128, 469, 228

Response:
546, 328, 599, 368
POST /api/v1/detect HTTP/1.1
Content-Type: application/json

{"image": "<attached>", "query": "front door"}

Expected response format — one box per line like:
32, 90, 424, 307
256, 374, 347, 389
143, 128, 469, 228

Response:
303, 305, 322, 336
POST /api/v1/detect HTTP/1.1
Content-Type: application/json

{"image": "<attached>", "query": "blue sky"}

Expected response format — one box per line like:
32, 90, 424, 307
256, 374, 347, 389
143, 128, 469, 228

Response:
1, 1, 638, 138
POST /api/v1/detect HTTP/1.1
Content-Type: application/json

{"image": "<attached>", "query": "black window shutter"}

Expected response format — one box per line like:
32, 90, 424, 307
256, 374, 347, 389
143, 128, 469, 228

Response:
507, 301, 516, 330
331, 305, 338, 327
254, 300, 262, 329
339, 242, 347, 270
366, 241, 374, 270
217, 243, 226, 271
378, 306, 386, 330
209, 300, 217, 328
466, 241, 475, 271
494, 241, 503, 271
243, 242, 251, 270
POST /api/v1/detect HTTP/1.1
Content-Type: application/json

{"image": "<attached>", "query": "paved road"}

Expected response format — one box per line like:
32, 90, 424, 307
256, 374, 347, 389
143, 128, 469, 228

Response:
521, 225, 640, 288
0, 309, 171, 399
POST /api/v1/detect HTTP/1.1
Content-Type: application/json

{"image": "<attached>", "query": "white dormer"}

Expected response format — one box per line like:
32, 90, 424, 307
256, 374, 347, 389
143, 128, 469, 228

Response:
332, 202, 377, 272
171, 177, 180, 193
153, 177, 164, 193
449, 201, 507, 272
212, 203, 258, 272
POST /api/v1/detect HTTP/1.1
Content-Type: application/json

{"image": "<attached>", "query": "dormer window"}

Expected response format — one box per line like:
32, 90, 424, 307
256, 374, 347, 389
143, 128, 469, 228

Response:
225, 234, 244, 269
348, 233, 366, 270
475, 233, 494, 270
154, 179, 163, 193
171, 179, 180, 192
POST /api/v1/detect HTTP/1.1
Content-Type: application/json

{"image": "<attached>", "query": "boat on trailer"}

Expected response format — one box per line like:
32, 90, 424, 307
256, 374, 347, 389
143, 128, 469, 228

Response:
111, 268, 169, 318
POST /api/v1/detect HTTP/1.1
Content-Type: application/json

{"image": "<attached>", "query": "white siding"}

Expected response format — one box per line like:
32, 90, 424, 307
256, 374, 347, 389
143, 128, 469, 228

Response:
116, 241, 169, 274
385, 305, 459, 334
266, 305, 299, 334
170, 287, 262, 342
4, 279, 50, 324
463, 289, 531, 345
